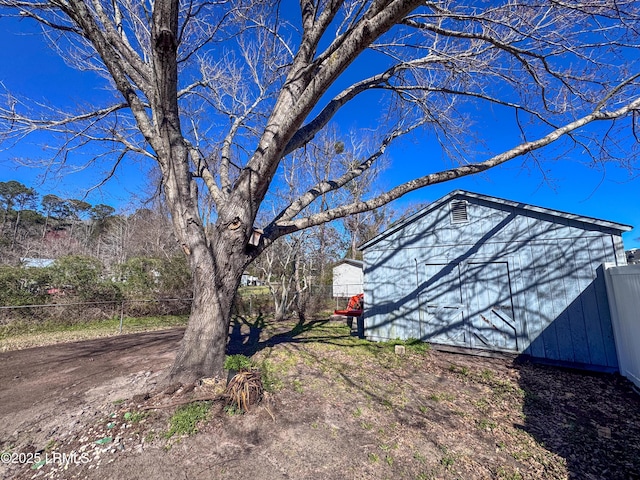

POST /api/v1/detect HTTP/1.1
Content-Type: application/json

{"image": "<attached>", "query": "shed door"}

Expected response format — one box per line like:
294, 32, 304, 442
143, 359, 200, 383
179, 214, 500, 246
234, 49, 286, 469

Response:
465, 262, 518, 351
419, 264, 466, 346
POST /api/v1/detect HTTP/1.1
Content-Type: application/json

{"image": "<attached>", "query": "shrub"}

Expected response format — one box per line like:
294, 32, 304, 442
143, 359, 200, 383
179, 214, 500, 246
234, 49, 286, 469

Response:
0, 265, 52, 306
50, 255, 121, 302
117, 255, 191, 299
224, 354, 253, 372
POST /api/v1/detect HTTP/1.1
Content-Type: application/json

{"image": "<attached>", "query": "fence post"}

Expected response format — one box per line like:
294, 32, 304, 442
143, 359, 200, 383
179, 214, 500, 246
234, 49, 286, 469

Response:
119, 301, 125, 334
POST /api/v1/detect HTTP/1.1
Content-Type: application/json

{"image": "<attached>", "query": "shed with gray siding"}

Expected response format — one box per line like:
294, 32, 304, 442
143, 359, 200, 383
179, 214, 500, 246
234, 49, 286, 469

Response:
360, 190, 631, 370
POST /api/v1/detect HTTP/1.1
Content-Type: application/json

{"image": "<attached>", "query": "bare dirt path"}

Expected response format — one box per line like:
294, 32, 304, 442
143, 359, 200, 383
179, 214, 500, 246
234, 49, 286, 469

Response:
0, 329, 184, 461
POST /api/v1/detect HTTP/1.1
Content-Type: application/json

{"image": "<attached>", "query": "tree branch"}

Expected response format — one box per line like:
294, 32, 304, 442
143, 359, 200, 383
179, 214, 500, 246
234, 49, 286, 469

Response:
267, 94, 640, 239
273, 120, 426, 224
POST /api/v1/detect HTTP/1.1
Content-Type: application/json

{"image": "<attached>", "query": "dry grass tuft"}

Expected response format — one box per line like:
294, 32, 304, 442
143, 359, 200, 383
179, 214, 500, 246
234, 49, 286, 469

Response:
224, 370, 264, 412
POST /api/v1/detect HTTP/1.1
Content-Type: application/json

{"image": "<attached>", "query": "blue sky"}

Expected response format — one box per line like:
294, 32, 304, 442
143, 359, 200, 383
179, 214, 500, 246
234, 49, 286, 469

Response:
0, 13, 638, 249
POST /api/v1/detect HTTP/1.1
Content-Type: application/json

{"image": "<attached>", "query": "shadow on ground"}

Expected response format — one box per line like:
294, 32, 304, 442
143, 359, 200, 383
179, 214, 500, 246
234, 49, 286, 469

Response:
227, 315, 356, 356
517, 360, 640, 480
229, 314, 640, 480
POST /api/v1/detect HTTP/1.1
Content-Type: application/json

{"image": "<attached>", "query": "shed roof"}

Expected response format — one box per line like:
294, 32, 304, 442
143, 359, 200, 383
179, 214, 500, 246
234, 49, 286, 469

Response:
20, 258, 55, 268
360, 190, 632, 250
333, 259, 364, 269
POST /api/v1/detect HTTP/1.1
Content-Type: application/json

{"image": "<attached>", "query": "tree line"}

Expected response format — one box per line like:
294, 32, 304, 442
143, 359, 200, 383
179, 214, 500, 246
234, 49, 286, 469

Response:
0, 178, 387, 316
0, 179, 195, 266
0, 179, 192, 306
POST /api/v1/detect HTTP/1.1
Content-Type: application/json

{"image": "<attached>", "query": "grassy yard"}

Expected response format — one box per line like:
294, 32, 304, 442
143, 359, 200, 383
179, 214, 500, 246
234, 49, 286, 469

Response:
0, 314, 189, 351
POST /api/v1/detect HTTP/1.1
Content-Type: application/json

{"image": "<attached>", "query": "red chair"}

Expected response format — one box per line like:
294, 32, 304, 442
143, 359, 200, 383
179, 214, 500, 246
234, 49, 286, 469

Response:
334, 293, 364, 317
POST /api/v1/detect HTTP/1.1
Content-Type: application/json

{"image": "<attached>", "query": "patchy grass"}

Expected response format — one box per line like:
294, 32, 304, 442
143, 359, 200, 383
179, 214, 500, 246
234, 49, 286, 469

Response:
237, 285, 270, 297
428, 392, 456, 402
238, 320, 638, 479
163, 401, 212, 439
4, 317, 640, 480
124, 410, 149, 424
0, 315, 188, 351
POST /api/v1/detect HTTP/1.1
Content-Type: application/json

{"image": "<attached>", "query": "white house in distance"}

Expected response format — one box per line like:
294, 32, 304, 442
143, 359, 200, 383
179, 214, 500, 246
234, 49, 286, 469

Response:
240, 273, 262, 286
332, 259, 364, 298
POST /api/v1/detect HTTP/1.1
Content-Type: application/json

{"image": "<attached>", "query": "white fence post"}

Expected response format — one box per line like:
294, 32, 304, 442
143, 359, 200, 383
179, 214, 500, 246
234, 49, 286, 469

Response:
604, 262, 640, 389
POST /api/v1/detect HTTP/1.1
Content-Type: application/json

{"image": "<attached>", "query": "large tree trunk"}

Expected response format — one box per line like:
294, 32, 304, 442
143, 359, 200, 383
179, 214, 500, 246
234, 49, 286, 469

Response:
166, 229, 248, 384
148, 0, 250, 385
158, 144, 255, 385
159, 145, 254, 384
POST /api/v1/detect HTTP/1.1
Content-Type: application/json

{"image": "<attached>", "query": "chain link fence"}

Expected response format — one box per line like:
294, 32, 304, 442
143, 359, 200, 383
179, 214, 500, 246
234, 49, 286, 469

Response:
0, 298, 192, 333
0, 284, 347, 331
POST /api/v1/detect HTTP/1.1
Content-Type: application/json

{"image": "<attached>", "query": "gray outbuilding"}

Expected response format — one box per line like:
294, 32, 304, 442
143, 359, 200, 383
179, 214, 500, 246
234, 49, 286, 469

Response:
360, 190, 632, 370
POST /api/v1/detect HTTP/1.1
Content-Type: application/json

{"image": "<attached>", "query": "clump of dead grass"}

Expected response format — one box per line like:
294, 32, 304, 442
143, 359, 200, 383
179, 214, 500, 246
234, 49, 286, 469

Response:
224, 370, 264, 413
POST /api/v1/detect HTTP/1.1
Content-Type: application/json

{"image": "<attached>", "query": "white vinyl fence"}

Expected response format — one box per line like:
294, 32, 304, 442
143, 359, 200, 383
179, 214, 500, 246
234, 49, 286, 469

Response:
604, 263, 640, 389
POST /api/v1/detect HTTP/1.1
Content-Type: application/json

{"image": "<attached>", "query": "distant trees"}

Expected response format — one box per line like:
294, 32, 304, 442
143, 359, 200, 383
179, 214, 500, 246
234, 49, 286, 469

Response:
41, 194, 69, 239
0, 181, 34, 229
0, 180, 115, 260
0, 180, 184, 274
0, 180, 198, 313
0, 180, 38, 249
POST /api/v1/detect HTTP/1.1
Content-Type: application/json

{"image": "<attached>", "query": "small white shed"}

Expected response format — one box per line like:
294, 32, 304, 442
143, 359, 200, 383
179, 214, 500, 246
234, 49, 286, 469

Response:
332, 259, 364, 298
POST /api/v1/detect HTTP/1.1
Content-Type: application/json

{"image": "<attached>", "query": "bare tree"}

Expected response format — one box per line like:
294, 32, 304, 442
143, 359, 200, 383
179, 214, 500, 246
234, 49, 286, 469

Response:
256, 234, 307, 321
0, 0, 639, 383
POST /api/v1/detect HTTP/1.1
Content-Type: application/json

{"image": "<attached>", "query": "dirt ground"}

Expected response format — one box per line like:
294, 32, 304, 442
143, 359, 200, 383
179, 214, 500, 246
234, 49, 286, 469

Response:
1, 319, 639, 480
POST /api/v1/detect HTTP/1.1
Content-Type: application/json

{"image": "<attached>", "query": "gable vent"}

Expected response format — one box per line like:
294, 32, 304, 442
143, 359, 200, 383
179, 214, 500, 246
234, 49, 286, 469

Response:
450, 200, 469, 224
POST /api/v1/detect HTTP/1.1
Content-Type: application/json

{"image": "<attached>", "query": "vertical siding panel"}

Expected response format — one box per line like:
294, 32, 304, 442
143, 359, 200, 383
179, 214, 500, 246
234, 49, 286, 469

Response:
509, 251, 525, 350
567, 236, 592, 364
582, 236, 608, 366
527, 211, 547, 241
611, 235, 626, 266
499, 204, 518, 242
595, 236, 618, 368
503, 209, 524, 348
440, 203, 453, 246
532, 243, 558, 359
396, 248, 420, 340
591, 234, 615, 363
595, 266, 618, 368
538, 242, 560, 361
522, 232, 546, 358
366, 250, 392, 341
468, 200, 482, 238
553, 238, 576, 362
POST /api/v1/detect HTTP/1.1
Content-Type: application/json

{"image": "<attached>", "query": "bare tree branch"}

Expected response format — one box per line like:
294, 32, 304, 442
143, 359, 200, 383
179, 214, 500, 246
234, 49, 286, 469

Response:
274, 119, 426, 224
268, 94, 640, 238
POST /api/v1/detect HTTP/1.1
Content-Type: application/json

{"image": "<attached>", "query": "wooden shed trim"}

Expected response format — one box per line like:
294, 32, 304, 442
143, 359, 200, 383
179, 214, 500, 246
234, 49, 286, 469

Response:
359, 190, 632, 250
